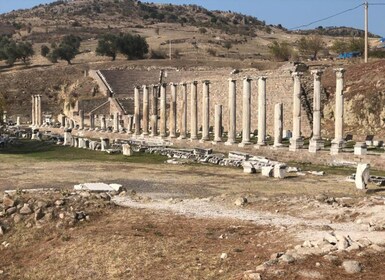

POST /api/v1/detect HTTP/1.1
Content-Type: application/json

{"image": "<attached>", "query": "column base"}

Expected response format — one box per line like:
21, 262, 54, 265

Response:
225, 140, 237, 146
254, 142, 267, 149
289, 139, 304, 151
199, 138, 209, 143
212, 139, 222, 145
308, 139, 324, 153
238, 142, 251, 148
330, 140, 344, 155
273, 143, 284, 149
177, 135, 187, 140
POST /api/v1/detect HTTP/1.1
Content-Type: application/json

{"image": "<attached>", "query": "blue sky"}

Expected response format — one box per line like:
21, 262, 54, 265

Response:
1, 0, 384, 36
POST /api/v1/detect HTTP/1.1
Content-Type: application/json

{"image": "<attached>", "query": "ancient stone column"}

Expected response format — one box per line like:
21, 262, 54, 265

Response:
330, 68, 346, 155
79, 109, 84, 130
178, 82, 188, 139
239, 77, 252, 147
142, 85, 149, 136
31, 95, 35, 126
226, 79, 237, 145
16, 116, 20, 126
89, 113, 95, 130
200, 80, 210, 142
289, 72, 304, 151
113, 112, 119, 133
127, 115, 133, 134
190, 81, 198, 140
35, 96, 39, 126
309, 69, 324, 153
37, 95, 42, 126
160, 83, 167, 137
101, 115, 106, 131
256, 76, 267, 147
134, 86, 141, 136
169, 83, 177, 138
212, 105, 223, 144
273, 103, 283, 148
150, 85, 158, 136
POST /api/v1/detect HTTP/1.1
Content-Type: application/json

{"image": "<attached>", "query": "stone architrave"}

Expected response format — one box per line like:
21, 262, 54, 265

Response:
113, 112, 119, 133
330, 68, 346, 155
142, 85, 149, 136
200, 80, 210, 142
239, 77, 252, 147
31, 95, 35, 126
127, 115, 133, 134
190, 81, 198, 140
134, 86, 141, 136
212, 105, 223, 144
256, 76, 267, 147
225, 79, 237, 145
178, 82, 188, 139
169, 83, 177, 138
159, 83, 167, 137
273, 103, 283, 148
289, 72, 304, 151
150, 85, 158, 137
309, 69, 324, 153
355, 163, 370, 190
79, 109, 85, 130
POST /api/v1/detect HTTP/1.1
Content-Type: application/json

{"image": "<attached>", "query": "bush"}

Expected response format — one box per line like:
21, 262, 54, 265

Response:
268, 41, 293, 61
199, 27, 207, 34
369, 50, 385, 58
117, 33, 149, 60
41, 45, 50, 57
149, 49, 167, 59
206, 48, 216, 56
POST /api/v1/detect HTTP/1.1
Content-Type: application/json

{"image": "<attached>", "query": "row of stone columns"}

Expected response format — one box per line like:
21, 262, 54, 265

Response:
58, 68, 346, 155
31, 95, 42, 126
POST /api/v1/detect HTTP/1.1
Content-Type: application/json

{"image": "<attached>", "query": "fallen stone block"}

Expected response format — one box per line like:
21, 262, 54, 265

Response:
274, 164, 287, 179
355, 163, 370, 190
261, 166, 274, 177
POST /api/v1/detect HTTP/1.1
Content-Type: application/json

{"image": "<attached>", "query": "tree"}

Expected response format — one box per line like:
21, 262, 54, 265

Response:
48, 34, 82, 64
96, 34, 119, 60
17, 41, 34, 65
298, 35, 325, 59
331, 39, 349, 54
41, 45, 50, 57
117, 33, 149, 60
349, 37, 365, 53
268, 41, 293, 61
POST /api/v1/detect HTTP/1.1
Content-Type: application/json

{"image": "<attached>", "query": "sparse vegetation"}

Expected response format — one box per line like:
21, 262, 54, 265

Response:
331, 37, 365, 54
268, 41, 293, 61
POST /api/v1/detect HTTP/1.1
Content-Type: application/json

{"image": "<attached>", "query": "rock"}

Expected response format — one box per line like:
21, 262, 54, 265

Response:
261, 166, 274, 177
234, 197, 248, 207
19, 204, 33, 215
324, 233, 338, 245
270, 252, 284, 260
34, 208, 44, 221
323, 255, 338, 262
298, 270, 323, 279
337, 238, 349, 250
44, 212, 53, 222
0, 225, 4, 235
315, 194, 328, 202
13, 214, 22, 224
244, 271, 261, 280
37, 201, 48, 209
2, 195, 15, 209
279, 254, 295, 264
369, 244, 385, 252
6, 207, 17, 215
55, 200, 65, 206
342, 260, 362, 274
79, 191, 91, 198
355, 163, 370, 190
220, 253, 228, 260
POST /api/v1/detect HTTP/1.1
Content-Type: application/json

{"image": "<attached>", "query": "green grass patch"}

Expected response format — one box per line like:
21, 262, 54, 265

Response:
0, 140, 167, 164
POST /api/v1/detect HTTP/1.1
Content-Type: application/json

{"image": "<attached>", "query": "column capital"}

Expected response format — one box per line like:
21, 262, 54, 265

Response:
191, 81, 198, 85
311, 69, 324, 80
243, 76, 252, 81
169, 82, 178, 87
202, 80, 211, 85
258, 76, 268, 81
228, 78, 237, 82
134, 85, 141, 90
334, 68, 346, 79
291, 72, 303, 78
179, 82, 187, 86
160, 83, 167, 88
142, 85, 149, 89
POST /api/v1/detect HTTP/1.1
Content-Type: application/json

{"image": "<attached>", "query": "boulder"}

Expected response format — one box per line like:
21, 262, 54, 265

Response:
234, 197, 248, 207
342, 260, 362, 274
19, 204, 33, 215
2, 195, 15, 209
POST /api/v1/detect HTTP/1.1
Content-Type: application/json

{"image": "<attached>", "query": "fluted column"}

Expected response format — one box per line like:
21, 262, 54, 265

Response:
309, 69, 324, 153
212, 105, 223, 144
200, 80, 210, 142
289, 72, 304, 151
178, 82, 188, 139
31, 95, 35, 126
134, 86, 141, 136
225, 79, 237, 145
256, 76, 267, 147
142, 85, 149, 136
113, 111, 119, 133
150, 85, 158, 137
190, 81, 198, 140
169, 83, 177, 138
330, 68, 346, 155
273, 103, 283, 148
239, 77, 252, 147
160, 83, 167, 137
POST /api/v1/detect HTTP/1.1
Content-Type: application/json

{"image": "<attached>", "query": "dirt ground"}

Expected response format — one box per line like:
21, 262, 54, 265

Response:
1, 151, 385, 279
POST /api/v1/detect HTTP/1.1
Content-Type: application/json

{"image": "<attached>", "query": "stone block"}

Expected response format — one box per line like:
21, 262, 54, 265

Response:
354, 142, 367, 156
261, 166, 274, 177
273, 164, 287, 179
122, 144, 133, 156
355, 163, 370, 190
